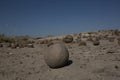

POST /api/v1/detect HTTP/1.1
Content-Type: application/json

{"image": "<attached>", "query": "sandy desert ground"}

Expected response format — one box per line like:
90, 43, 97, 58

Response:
0, 30, 120, 80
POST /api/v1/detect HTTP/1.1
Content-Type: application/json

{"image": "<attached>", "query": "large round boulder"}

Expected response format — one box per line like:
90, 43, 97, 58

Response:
44, 42, 69, 68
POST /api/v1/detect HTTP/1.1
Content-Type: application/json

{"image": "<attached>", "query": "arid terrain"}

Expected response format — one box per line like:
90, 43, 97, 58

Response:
0, 29, 120, 80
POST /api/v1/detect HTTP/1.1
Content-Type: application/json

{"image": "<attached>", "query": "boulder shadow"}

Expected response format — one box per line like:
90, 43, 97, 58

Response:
65, 60, 73, 67
49, 60, 73, 69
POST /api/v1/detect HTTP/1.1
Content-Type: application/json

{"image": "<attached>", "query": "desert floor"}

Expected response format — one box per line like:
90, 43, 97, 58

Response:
0, 39, 120, 80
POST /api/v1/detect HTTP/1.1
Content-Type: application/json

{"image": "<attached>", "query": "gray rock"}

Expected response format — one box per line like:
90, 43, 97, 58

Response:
27, 44, 34, 48
93, 40, 100, 46
63, 35, 73, 43
0, 43, 3, 47
44, 42, 69, 68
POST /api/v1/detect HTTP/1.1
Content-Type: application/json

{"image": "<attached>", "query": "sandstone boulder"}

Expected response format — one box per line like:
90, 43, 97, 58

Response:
44, 42, 69, 68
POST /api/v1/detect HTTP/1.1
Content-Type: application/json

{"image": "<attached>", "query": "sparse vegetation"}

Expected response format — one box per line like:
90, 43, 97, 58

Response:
0, 34, 15, 43
0, 34, 34, 48
0, 29, 120, 80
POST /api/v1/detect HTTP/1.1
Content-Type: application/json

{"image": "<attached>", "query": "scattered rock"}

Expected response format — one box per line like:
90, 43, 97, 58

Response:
27, 44, 34, 48
10, 43, 18, 49
87, 37, 93, 41
67, 45, 72, 49
78, 41, 87, 46
0, 43, 3, 47
118, 39, 120, 46
7, 52, 14, 55
107, 50, 115, 54
7, 43, 12, 47
93, 40, 100, 46
108, 36, 115, 42
47, 41, 54, 47
114, 65, 119, 69
114, 29, 120, 36
19, 61, 23, 64
117, 37, 120, 41
63, 35, 73, 43
40, 39, 48, 44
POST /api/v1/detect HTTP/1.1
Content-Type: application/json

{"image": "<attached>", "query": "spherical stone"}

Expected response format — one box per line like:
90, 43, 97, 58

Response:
63, 35, 73, 43
44, 42, 69, 68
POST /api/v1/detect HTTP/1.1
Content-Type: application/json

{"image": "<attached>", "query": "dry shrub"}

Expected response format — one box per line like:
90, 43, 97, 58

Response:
0, 34, 35, 48
0, 34, 15, 43
78, 41, 87, 46
15, 36, 30, 41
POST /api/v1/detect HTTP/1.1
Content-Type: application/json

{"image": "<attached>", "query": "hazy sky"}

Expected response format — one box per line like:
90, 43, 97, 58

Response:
0, 0, 120, 36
